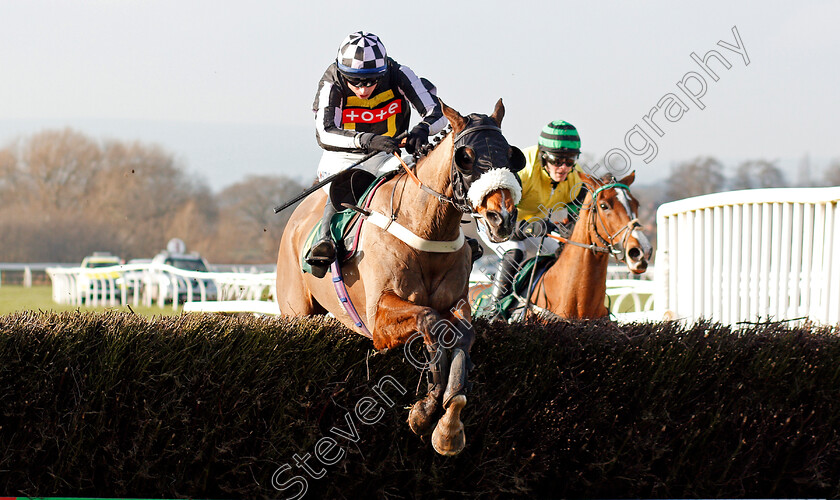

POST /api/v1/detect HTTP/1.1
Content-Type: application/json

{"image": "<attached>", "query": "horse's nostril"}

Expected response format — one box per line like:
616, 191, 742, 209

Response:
506, 209, 518, 231
486, 211, 502, 226
627, 247, 642, 260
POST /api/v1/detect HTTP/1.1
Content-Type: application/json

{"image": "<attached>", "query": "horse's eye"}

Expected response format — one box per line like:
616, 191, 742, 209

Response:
599, 203, 609, 210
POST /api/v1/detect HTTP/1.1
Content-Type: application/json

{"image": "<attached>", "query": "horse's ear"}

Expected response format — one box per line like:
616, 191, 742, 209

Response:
454, 146, 475, 174
508, 146, 525, 173
619, 171, 636, 186
440, 99, 467, 134
577, 170, 594, 185
490, 98, 505, 126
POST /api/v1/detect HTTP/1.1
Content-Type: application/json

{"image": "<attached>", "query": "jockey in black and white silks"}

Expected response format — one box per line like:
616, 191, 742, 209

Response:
305, 31, 448, 277
313, 31, 447, 183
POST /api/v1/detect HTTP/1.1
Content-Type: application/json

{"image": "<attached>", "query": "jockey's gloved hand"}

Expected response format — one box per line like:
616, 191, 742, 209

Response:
405, 123, 430, 154
512, 220, 530, 241
557, 217, 575, 237
543, 219, 560, 235
514, 218, 559, 240
359, 133, 400, 154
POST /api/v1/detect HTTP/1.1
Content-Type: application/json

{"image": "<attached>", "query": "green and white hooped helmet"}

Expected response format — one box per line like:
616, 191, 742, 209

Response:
335, 31, 389, 79
538, 120, 581, 164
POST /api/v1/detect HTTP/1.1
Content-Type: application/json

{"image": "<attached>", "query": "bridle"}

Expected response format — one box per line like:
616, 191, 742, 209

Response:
394, 119, 516, 215
524, 177, 646, 319
546, 179, 642, 262
394, 152, 469, 213
449, 123, 509, 213
588, 181, 644, 263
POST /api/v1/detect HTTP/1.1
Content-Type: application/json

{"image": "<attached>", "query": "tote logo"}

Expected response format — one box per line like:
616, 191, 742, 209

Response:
342, 100, 402, 124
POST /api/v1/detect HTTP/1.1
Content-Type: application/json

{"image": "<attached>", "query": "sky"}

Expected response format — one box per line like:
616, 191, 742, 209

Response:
1, 0, 839, 192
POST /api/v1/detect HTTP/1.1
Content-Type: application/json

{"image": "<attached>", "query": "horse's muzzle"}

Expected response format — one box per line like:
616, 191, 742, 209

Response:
483, 207, 517, 242
626, 246, 649, 274
624, 227, 652, 274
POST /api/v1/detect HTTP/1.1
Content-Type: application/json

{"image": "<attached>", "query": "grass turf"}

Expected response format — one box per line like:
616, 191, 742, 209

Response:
0, 285, 181, 317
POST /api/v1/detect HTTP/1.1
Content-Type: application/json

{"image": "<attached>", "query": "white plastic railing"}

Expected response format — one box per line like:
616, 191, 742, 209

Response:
470, 261, 657, 323
606, 279, 656, 322
46, 260, 657, 319
655, 187, 840, 326
46, 263, 276, 311
0, 263, 72, 287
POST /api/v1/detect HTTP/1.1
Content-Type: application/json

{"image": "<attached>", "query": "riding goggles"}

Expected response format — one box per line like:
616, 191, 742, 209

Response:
345, 76, 380, 88
541, 152, 578, 167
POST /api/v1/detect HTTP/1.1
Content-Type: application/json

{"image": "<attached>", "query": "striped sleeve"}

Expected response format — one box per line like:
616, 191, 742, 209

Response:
313, 76, 362, 152
394, 64, 448, 135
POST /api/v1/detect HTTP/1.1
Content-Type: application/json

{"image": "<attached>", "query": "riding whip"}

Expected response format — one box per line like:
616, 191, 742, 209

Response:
522, 221, 549, 321
273, 131, 408, 214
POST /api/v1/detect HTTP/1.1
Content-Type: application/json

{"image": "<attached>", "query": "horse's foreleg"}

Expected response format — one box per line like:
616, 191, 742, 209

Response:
407, 343, 449, 436
432, 301, 476, 456
371, 292, 442, 350
373, 292, 448, 438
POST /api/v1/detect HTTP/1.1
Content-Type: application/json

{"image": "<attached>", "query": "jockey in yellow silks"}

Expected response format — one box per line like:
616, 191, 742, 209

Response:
476, 120, 586, 320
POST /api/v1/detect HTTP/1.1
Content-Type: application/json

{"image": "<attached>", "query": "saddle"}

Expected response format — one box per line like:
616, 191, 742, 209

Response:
300, 169, 395, 275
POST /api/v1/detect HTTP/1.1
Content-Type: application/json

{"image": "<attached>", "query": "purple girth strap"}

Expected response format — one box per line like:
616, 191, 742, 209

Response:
330, 260, 372, 338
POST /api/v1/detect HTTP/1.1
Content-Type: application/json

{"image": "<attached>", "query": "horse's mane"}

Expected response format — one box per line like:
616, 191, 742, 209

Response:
412, 111, 500, 169
414, 124, 453, 160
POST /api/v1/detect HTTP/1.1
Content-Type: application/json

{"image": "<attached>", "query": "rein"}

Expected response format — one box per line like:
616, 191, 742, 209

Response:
392, 152, 464, 210
545, 181, 641, 261
337, 150, 467, 254
387, 122, 491, 212
351, 121, 513, 253
546, 232, 611, 253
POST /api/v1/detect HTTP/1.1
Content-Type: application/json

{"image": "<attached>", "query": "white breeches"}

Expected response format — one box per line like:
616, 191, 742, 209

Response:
317, 150, 408, 195
476, 219, 560, 259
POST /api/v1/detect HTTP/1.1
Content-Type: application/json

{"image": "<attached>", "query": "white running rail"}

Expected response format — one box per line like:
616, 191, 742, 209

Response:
47, 263, 276, 311
47, 262, 657, 319
655, 187, 840, 326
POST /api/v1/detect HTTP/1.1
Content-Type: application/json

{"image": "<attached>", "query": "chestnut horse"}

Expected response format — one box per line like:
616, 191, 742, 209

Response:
276, 100, 525, 456
472, 171, 652, 320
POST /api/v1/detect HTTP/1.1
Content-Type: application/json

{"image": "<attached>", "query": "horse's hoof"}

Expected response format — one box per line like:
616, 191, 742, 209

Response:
431, 394, 466, 456
408, 395, 440, 436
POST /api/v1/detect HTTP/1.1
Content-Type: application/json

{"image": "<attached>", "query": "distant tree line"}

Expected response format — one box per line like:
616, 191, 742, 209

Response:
633, 155, 840, 219
0, 128, 305, 264
1, 129, 838, 264
662, 155, 840, 201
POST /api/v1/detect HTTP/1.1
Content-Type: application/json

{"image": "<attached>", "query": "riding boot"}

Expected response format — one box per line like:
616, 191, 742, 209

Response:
466, 237, 483, 264
305, 201, 338, 279
489, 249, 524, 321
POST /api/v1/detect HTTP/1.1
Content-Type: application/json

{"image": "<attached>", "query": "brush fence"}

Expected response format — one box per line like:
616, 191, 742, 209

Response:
655, 187, 840, 326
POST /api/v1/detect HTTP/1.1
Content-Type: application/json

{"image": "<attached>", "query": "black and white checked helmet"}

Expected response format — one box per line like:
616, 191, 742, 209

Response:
335, 31, 388, 77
